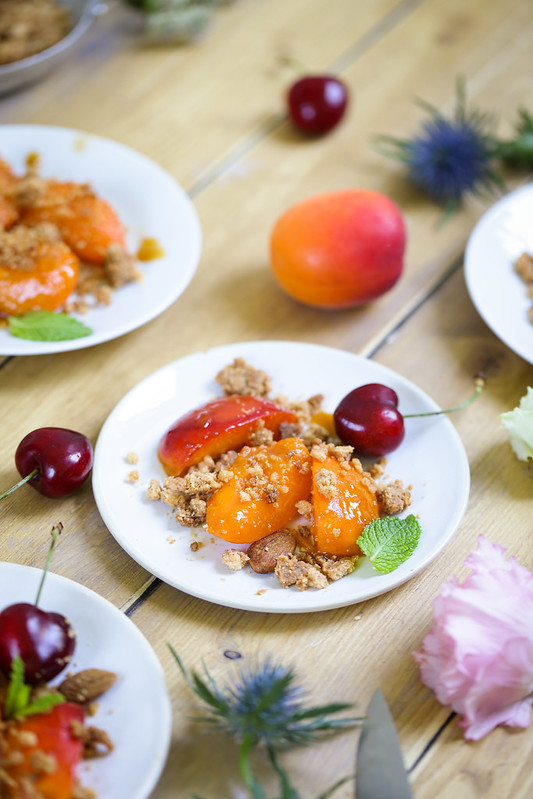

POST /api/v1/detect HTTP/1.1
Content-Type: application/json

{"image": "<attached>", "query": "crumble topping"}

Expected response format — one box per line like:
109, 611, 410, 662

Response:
148, 357, 413, 591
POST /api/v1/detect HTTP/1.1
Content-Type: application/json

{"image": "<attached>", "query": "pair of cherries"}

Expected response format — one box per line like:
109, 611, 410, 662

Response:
0, 428, 92, 685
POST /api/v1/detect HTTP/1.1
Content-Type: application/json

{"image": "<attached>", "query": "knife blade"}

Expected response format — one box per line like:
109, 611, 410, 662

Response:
355, 689, 413, 799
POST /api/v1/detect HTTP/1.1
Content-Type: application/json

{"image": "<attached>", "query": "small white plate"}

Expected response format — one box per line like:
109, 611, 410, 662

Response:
93, 341, 470, 614
0, 562, 171, 798
0, 125, 202, 355
465, 184, 533, 365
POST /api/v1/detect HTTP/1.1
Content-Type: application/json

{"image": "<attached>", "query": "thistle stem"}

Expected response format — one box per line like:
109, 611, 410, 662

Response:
0, 468, 38, 501
403, 374, 485, 420
238, 733, 266, 799
35, 524, 62, 607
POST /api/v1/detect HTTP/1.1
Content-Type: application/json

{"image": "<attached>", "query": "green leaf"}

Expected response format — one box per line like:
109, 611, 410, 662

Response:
8, 311, 92, 342
358, 514, 422, 574
3, 656, 65, 719
4, 656, 31, 719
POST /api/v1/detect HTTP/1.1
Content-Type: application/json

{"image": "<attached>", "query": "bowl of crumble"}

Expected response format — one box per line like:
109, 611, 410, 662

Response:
0, 0, 100, 96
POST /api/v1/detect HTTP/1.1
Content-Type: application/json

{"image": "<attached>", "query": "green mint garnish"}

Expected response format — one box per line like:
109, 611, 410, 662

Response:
8, 310, 92, 342
3, 656, 65, 719
358, 514, 422, 574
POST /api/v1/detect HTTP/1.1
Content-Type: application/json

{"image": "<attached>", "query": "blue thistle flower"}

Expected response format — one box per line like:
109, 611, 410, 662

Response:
377, 81, 503, 212
170, 647, 361, 799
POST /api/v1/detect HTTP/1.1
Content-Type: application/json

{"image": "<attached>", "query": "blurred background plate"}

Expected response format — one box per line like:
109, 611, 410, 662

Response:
0, 0, 101, 96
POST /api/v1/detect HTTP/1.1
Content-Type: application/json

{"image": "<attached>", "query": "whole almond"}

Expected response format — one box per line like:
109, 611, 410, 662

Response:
247, 530, 296, 573
59, 669, 117, 704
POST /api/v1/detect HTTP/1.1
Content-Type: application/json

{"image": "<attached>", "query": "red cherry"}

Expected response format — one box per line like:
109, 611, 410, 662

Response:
0, 602, 76, 684
0, 524, 76, 685
12, 427, 93, 499
334, 383, 405, 457
287, 75, 348, 135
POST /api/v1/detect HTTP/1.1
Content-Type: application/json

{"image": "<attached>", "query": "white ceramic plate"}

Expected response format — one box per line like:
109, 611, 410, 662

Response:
93, 341, 470, 614
465, 184, 533, 365
0, 562, 171, 798
0, 125, 202, 355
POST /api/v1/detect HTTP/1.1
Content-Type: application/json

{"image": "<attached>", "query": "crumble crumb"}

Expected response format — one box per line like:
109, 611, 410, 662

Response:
216, 357, 272, 396
376, 480, 412, 515
314, 468, 336, 498
221, 549, 250, 570
126, 470, 139, 483
103, 243, 140, 288
125, 452, 139, 464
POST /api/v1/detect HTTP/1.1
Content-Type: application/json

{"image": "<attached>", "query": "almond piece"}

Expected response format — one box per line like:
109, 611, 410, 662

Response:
247, 530, 296, 574
59, 669, 117, 704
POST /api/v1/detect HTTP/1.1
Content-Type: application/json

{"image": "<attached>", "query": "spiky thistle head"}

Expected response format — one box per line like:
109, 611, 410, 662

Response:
170, 647, 359, 749
376, 81, 503, 213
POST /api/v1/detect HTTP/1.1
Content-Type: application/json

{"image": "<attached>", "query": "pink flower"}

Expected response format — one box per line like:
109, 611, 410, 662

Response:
413, 535, 533, 740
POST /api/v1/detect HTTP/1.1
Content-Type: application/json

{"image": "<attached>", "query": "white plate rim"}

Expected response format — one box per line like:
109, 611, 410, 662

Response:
0, 124, 202, 355
464, 183, 533, 365
92, 340, 471, 614
0, 560, 172, 798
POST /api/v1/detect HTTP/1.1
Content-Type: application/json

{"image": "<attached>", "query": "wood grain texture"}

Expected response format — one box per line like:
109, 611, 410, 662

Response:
1, 0, 533, 795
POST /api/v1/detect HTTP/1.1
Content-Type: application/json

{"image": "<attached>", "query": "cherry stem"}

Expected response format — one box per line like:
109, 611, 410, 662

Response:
34, 523, 63, 608
0, 468, 39, 501
404, 374, 485, 419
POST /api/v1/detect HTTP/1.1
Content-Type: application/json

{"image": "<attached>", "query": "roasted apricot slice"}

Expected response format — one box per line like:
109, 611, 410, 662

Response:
206, 438, 312, 544
311, 453, 379, 556
0, 237, 79, 316
21, 180, 126, 264
158, 395, 298, 476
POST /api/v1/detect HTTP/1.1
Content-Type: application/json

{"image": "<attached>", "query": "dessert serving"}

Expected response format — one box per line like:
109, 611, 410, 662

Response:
0, 150, 140, 322
148, 357, 416, 592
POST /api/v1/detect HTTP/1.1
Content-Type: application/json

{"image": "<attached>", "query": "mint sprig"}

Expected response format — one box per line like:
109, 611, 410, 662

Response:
3, 656, 65, 719
358, 515, 422, 574
8, 311, 92, 342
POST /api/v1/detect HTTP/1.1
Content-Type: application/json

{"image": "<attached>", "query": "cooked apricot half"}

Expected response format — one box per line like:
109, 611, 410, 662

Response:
0, 238, 79, 316
21, 181, 126, 264
311, 454, 379, 556
158, 395, 298, 476
206, 437, 312, 544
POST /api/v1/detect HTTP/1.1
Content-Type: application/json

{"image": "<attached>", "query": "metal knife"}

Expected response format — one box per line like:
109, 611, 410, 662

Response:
355, 688, 413, 799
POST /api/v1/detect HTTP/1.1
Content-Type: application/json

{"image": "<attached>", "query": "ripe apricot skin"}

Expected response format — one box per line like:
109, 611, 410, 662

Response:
270, 190, 406, 309
158, 395, 298, 476
0, 241, 79, 315
206, 438, 312, 544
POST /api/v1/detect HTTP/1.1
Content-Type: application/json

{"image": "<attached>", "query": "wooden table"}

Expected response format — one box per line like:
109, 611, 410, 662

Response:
1, 0, 533, 796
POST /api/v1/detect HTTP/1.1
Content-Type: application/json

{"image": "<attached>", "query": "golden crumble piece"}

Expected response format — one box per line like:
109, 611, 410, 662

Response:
222, 549, 250, 570
247, 420, 275, 447
146, 479, 162, 500
30, 750, 57, 775
368, 457, 387, 479
376, 480, 412, 515
7, 174, 47, 210
126, 470, 139, 483
295, 499, 313, 518
275, 554, 328, 591
125, 452, 139, 464
515, 252, 533, 283
216, 357, 272, 396
103, 243, 140, 288
314, 468, 337, 498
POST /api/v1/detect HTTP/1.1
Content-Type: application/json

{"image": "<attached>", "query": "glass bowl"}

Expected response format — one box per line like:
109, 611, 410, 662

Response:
0, 0, 101, 96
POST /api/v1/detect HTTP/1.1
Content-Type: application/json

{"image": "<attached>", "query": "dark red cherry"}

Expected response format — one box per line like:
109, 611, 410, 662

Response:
13, 427, 93, 499
334, 383, 405, 457
0, 602, 76, 684
287, 75, 349, 135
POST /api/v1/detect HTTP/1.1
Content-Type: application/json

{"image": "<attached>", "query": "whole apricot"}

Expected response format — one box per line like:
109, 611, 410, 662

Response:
269, 189, 406, 309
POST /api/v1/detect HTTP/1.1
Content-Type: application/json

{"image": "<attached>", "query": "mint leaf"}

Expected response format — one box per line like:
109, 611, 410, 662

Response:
4, 656, 31, 718
358, 514, 422, 573
3, 655, 65, 719
8, 311, 92, 342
